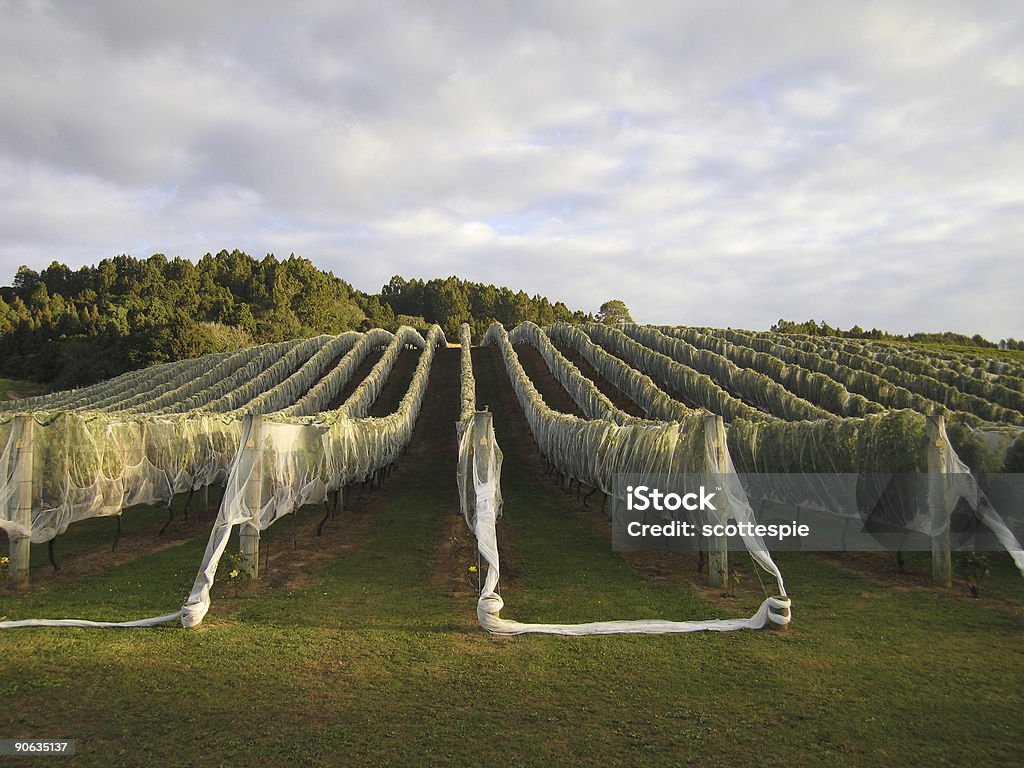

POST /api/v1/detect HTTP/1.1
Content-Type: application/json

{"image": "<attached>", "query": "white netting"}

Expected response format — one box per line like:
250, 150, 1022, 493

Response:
583, 323, 771, 423
619, 324, 834, 422
661, 325, 884, 418
134, 342, 293, 414
332, 327, 426, 419
281, 329, 393, 417
181, 325, 446, 627
163, 341, 302, 413
0, 326, 448, 629
466, 323, 790, 634
484, 323, 733, 498
759, 331, 1024, 421
222, 333, 361, 416
727, 413, 1024, 576
938, 419, 1024, 574
3, 319, 1019, 635
509, 321, 638, 423
0, 411, 240, 543
202, 335, 329, 413
706, 327, 1022, 427
544, 322, 692, 422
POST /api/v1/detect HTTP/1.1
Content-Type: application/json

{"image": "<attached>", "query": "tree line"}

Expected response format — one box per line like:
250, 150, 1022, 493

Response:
770, 318, 1022, 350
0, 250, 589, 388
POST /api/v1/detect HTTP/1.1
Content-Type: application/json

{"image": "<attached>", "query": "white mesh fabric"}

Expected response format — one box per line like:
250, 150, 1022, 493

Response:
458, 409, 790, 635
0, 411, 241, 544
181, 325, 447, 627
545, 322, 692, 422
466, 323, 790, 634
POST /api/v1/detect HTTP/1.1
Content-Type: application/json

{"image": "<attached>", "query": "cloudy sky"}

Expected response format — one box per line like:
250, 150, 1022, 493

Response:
1, 1, 1021, 339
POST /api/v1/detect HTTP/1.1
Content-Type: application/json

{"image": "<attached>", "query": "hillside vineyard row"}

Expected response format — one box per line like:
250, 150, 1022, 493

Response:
1, 323, 1022, 630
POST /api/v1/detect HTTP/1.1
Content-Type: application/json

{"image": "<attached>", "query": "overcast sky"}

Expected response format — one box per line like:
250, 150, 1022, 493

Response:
1, 1, 1021, 339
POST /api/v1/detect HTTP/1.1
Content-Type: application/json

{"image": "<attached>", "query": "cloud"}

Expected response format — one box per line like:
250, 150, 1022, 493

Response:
0, 0, 1021, 339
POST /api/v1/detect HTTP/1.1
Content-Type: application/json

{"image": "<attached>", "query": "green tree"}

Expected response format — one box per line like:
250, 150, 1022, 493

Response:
0, 253, 591, 384
199, 321, 253, 353
355, 295, 395, 331
596, 299, 633, 325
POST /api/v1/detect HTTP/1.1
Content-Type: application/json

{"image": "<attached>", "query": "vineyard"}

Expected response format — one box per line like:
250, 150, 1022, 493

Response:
2, 321, 1022, 631
2, 322, 1024, 765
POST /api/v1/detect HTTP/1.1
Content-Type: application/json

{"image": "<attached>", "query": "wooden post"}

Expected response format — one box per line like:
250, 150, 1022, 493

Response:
461, 427, 474, 518
706, 414, 728, 588
239, 414, 262, 582
472, 412, 493, 593
766, 597, 791, 632
927, 413, 951, 587
8, 415, 33, 589
472, 412, 493, 487
201, 483, 210, 515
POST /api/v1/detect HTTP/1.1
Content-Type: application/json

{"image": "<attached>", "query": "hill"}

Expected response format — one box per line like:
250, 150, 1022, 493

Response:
0, 250, 587, 387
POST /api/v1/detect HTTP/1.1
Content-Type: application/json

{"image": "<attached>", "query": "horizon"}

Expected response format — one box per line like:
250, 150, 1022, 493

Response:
1, 2, 1021, 340
0, 252, 1014, 342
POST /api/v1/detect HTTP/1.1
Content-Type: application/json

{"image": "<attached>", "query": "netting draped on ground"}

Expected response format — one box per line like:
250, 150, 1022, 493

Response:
467, 323, 790, 634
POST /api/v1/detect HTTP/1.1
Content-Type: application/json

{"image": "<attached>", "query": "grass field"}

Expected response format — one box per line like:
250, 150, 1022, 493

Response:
0, 377, 47, 402
2, 348, 1023, 767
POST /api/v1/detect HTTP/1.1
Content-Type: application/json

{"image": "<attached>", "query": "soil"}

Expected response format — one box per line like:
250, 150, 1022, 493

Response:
22, 494, 223, 589
552, 340, 648, 417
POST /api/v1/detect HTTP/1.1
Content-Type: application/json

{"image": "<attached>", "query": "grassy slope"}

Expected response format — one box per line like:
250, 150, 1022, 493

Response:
0, 377, 48, 401
0, 347, 1022, 767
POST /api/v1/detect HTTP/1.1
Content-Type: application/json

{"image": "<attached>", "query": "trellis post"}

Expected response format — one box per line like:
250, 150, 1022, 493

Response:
460, 427, 474, 519
239, 414, 263, 581
706, 414, 728, 588
927, 413, 951, 587
471, 412, 494, 593
8, 414, 33, 589
472, 412, 494, 490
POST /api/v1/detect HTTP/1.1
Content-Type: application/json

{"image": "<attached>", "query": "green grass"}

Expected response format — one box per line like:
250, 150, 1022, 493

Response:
0, 377, 48, 401
1, 349, 1023, 767
4, 543, 1022, 766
